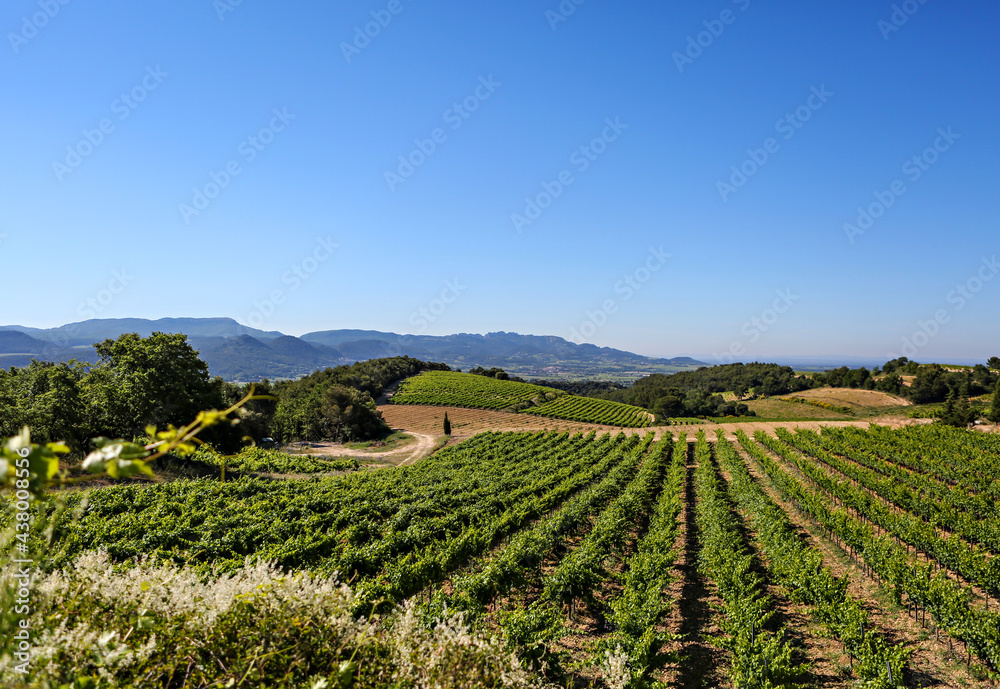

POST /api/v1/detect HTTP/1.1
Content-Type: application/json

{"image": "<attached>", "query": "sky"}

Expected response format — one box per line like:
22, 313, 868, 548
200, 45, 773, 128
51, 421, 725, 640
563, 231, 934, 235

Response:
2, 0, 998, 364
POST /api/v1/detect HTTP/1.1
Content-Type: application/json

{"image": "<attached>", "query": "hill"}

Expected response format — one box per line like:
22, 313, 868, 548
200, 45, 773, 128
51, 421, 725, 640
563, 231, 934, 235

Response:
301, 329, 701, 380
390, 370, 652, 427
0, 318, 704, 381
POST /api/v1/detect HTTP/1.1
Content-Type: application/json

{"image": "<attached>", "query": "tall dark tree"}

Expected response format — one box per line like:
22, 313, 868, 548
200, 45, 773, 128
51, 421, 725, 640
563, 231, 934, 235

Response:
988, 379, 1000, 424
940, 384, 976, 428
443, 412, 451, 436
988, 357, 1000, 370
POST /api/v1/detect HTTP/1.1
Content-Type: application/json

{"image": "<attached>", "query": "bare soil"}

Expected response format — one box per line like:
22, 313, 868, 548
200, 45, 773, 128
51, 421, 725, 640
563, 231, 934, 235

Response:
788, 387, 913, 408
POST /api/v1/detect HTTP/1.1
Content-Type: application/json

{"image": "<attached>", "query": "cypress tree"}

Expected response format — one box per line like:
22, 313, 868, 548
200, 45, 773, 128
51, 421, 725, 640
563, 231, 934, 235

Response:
988, 379, 1000, 424
443, 412, 451, 436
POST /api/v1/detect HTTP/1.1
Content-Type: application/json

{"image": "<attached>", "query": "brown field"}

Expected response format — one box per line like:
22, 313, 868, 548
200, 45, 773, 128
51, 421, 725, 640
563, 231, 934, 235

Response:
378, 404, 929, 444
786, 387, 911, 408
742, 398, 852, 420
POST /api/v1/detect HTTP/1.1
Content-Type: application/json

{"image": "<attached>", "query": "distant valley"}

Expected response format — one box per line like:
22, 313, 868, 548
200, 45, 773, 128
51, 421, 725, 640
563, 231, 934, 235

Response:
0, 317, 705, 381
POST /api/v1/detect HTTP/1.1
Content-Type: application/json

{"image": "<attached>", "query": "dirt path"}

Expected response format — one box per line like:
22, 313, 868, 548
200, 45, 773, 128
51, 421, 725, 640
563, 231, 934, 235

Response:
293, 431, 438, 467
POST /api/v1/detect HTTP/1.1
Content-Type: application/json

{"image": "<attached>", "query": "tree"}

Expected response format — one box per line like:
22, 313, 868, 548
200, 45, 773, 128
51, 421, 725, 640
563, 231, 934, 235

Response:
988, 379, 1000, 424
652, 389, 686, 421
939, 384, 977, 428
733, 381, 749, 400
988, 357, 1000, 371
85, 332, 224, 439
443, 412, 451, 436
0, 361, 87, 450
318, 385, 387, 442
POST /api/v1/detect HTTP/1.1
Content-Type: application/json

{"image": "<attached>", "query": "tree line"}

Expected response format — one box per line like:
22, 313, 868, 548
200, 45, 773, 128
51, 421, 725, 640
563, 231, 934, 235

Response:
0, 332, 450, 454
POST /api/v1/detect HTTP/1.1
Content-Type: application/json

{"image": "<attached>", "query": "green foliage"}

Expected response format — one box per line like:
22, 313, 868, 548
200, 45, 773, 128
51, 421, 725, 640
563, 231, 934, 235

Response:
0, 361, 87, 450
3, 553, 549, 689
89, 332, 227, 440
815, 365, 873, 389
692, 431, 806, 687
200, 446, 360, 474
523, 395, 652, 427
272, 357, 448, 443
393, 371, 652, 427
988, 379, 1000, 424
468, 366, 520, 381
778, 396, 854, 415
608, 363, 813, 409
720, 432, 908, 687
938, 385, 978, 427
749, 427, 1000, 676
391, 371, 555, 410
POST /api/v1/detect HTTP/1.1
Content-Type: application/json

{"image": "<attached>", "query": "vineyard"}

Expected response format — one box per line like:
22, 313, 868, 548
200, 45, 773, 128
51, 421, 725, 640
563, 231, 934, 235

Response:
391, 370, 653, 427
390, 371, 559, 410
523, 394, 652, 427
16, 423, 1000, 687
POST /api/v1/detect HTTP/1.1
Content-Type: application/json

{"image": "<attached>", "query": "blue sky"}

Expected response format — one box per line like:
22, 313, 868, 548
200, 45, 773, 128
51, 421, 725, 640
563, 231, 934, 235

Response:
2, 0, 997, 363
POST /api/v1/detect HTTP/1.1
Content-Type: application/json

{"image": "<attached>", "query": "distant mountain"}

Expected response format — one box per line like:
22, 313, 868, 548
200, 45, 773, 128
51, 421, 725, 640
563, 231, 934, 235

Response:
0, 317, 283, 348
300, 330, 703, 380
0, 330, 48, 354
0, 318, 705, 381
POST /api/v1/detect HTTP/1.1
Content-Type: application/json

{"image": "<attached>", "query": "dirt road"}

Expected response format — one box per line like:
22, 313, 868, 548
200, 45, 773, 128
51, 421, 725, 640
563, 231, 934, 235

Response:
294, 431, 438, 467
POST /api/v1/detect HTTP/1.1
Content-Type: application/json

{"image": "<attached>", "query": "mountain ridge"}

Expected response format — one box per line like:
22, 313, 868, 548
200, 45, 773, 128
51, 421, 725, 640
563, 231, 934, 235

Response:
0, 317, 705, 381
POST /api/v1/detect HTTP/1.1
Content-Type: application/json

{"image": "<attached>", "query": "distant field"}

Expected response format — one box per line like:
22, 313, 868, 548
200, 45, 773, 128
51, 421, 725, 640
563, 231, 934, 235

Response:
523, 395, 652, 427
786, 387, 911, 409
380, 404, 628, 437
390, 370, 556, 410
391, 371, 653, 427
743, 398, 852, 420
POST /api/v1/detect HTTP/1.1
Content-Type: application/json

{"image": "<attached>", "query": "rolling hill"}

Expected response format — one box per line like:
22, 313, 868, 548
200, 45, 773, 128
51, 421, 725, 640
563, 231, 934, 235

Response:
0, 318, 705, 381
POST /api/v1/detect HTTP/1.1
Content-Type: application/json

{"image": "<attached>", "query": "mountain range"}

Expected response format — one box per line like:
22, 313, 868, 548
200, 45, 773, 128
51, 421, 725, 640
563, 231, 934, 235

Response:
0, 317, 705, 381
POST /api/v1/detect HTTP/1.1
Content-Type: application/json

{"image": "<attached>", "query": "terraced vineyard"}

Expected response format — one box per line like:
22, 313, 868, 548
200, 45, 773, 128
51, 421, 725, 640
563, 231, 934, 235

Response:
523, 394, 652, 427
391, 370, 652, 427
390, 370, 559, 410
18, 424, 1000, 687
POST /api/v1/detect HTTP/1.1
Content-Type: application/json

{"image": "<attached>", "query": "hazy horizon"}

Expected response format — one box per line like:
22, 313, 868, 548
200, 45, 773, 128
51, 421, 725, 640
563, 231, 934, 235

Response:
3, 1, 997, 361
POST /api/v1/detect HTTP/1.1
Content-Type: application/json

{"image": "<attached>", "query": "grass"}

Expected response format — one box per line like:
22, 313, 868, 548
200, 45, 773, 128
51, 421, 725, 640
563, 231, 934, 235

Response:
743, 398, 852, 420
343, 430, 414, 452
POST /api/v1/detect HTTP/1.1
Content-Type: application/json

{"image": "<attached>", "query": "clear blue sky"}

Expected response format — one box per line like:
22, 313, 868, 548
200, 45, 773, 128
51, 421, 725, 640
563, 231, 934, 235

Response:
2, 0, 997, 363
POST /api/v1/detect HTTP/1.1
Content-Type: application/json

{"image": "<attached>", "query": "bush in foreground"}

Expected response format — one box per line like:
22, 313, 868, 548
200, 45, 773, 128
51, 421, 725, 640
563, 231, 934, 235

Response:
1, 551, 551, 689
